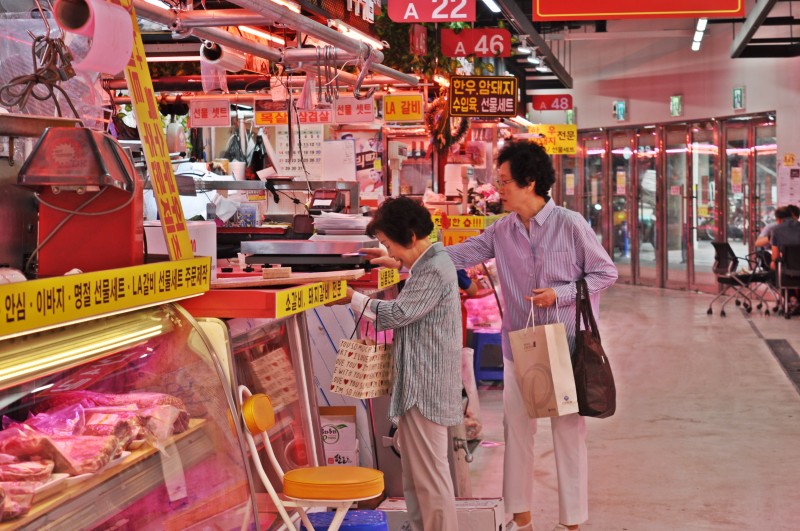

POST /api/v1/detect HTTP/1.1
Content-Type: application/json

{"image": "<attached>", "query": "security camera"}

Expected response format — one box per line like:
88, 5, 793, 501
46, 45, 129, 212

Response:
200, 41, 246, 72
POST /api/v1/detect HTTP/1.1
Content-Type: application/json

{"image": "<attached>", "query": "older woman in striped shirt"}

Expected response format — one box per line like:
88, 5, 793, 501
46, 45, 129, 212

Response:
348, 196, 462, 531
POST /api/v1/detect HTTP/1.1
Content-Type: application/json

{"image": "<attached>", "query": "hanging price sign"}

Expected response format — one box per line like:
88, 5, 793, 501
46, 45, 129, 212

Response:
441, 28, 511, 58
388, 0, 476, 22
531, 94, 573, 111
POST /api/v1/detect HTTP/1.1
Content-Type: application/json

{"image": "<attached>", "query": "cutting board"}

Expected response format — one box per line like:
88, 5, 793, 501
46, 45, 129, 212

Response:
210, 269, 367, 289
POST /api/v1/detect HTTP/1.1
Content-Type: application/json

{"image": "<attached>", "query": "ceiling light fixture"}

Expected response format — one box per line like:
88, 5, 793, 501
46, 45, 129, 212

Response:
526, 55, 541, 64
692, 18, 707, 52
481, 0, 502, 13
509, 115, 535, 128
140, 0, 168, 9
239, 25, 286, 45
328, 19, 386, 50
516, 45, 533, 55
535, 63, 551, 72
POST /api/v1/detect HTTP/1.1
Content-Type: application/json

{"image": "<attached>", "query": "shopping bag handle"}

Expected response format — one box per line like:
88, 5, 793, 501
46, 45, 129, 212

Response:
350, 299, 387, 347
524, 296, 560, 329
575, 279, 600, 340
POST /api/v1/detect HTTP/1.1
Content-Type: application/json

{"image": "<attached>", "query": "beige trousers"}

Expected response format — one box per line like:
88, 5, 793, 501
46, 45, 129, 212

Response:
396, 406, 459, 531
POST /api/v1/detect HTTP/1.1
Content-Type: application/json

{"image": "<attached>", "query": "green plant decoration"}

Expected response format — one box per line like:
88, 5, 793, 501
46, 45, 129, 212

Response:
425, 96, 469, 154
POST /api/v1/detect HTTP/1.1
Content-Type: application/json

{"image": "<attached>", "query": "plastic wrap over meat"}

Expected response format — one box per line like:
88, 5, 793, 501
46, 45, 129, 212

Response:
41, 391, 187, 411
0, 424, 118, 476
3, 404, 86, 437
0, 457, 54, 482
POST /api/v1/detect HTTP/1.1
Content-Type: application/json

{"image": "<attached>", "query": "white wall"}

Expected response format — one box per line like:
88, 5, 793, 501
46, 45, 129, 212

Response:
529, 17, 800, 154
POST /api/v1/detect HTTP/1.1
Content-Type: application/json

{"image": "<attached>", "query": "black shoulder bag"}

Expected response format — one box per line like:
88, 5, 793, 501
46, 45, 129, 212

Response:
573, 279, 616, 418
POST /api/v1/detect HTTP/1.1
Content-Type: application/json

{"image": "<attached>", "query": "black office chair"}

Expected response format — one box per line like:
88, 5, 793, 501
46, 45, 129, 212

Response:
707, 242, 757, 317
776, 244, 800, 318
749, 249, 780, 315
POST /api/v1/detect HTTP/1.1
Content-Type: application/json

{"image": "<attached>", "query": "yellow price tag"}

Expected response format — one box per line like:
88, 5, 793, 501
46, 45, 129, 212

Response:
120, 0, 193, 261
377, 268, 400, 289
0, 258, 211, 340
275, 280, 346, 318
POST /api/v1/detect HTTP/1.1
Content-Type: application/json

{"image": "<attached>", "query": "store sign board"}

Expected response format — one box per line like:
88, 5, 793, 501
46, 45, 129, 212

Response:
189, 99, 232, 128
378, 268, 401, 289
383, 94, 424, 122
121, 0, 193, 261
255, 100, 334, 126
442, 229, 481, 246
388, 0, 476, 23
0, 258, 211, 340
532, 0, 745, 20
441, 28, 511, 58
449, 76, 517, 117
531, 94, 573, 111
432, 215, 487, 230
528, 124, 578, 155
335, 96, 375, 124
275, 280, 347, 318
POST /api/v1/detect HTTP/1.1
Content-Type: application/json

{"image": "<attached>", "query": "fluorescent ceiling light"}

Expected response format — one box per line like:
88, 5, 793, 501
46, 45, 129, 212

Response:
535, 63, 551, 72
693, 30, 704, 42
481, 0, 502, 13
140, 0, 168, 9
691, 41, 701, 52
328, 19, 386, 50
516, 45, 532, 55
510, 115, 535, 128
526, 55, 541, 64
239, 25, 286, 45
696, 18, 708, 32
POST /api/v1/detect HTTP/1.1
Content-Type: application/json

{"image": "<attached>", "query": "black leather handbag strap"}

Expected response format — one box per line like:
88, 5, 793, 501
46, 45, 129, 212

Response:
575, 279, 601, 341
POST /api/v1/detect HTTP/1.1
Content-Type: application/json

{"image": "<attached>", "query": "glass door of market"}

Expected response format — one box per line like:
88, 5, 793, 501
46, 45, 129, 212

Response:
635, 128, 660, 287
610, 131, 634, 283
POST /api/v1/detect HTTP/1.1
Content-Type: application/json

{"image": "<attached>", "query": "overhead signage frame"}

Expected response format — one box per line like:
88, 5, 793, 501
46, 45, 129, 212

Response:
533, 0, 745, 20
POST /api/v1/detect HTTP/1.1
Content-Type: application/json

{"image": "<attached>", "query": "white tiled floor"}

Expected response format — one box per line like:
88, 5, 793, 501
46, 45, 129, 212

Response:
467, 284, 800, 530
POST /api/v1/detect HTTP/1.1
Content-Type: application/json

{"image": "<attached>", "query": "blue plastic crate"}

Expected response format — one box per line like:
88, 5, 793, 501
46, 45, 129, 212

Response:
299, 509, 388, 531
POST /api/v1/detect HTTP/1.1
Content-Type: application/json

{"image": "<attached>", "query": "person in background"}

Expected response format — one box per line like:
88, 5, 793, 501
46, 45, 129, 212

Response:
346, 197, 461, 531
458, 268, 478, 347
755, 206, 786, 250
361, 140, 618, 531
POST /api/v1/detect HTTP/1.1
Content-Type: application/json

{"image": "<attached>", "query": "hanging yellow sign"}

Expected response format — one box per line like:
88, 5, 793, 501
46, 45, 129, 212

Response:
0, 258, 211, 340
119, 0, 193, 261
378, 268, 400, 289
383, 94, 424, 122
442, 229, 481, 246
529, 124, 578, 155
275, 280, 347, 318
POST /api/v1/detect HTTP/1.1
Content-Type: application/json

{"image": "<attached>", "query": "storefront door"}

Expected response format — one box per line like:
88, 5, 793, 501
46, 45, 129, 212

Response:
664, 125, 690, 289
753, 122, 778, 247
610, 131, 634, 283
690, 123, 720, 291
723, 125, 750, 258
583, 134, 607, 250
635, 128, 659, 286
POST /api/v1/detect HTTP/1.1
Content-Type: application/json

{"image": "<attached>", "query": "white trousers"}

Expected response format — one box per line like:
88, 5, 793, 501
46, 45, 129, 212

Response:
502, 359, 589, 526
396, 406, 459, 531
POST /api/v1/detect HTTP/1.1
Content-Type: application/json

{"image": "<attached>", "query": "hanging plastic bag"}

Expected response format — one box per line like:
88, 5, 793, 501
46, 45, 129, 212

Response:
246, 133, 266, 180
221, 130, 246, 162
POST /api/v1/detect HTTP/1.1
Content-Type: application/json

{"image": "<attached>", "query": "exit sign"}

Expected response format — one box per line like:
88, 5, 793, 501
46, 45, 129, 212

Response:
670, 95, 683, 117
531, 94, 573, 111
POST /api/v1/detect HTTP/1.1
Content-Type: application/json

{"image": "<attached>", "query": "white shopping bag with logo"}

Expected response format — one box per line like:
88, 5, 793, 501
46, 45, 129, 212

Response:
508, 302, 579, 418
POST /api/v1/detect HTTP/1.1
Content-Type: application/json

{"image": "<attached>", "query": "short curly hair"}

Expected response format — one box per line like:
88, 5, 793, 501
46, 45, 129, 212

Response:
496, 140, 555, 199
367, 196, 434, 246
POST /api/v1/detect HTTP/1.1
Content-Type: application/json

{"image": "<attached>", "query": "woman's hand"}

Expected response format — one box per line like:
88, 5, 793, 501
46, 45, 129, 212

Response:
526, 287, 556, 308
328, 287, 354, 306
358, 247, 402, 269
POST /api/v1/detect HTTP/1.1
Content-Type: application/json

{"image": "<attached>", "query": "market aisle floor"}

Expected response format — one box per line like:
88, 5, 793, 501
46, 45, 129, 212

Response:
468, 284, 800, 530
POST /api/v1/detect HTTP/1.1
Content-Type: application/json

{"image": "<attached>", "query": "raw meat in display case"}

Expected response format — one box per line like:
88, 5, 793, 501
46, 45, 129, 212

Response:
0, 304, 260, 529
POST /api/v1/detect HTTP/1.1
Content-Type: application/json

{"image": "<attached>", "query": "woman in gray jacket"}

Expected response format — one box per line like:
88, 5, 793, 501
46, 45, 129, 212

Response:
347, 197, 462, 531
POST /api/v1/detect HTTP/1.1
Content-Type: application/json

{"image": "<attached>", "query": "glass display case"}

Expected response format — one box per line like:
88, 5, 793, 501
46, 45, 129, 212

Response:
0, 304, 258, 530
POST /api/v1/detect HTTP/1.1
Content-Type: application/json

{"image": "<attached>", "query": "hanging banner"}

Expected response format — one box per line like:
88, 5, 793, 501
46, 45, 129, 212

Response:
335, 96, 375, 124
118, 0, 193, 261
189, 99, 232, 128
533, 0, 745, 21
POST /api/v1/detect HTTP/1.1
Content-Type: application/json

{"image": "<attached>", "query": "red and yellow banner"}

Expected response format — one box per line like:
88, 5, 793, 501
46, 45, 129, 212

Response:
533, 0, 744, 20
119, 0, 193, 261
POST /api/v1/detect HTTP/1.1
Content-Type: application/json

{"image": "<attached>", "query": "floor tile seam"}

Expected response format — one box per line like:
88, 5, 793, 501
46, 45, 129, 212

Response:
744, 305, 800, 395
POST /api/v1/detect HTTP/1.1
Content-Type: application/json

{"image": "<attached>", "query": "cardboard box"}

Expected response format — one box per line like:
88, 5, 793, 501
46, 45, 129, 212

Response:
222, 201, 264, 228
144, 220, 217, 279
319, 406, 357, 451
378, 497, 504, 531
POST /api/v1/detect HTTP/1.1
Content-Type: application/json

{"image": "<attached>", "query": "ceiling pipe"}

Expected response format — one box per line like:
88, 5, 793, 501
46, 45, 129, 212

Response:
169, 9, 276, 30
133, 0, 282, 62
105, 75, 271, 92
226, 0, 418, 86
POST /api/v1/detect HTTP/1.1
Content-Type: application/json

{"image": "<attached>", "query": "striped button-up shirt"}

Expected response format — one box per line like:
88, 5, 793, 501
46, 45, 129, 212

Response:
357, 243, 463, 426
446, 200, 618, 358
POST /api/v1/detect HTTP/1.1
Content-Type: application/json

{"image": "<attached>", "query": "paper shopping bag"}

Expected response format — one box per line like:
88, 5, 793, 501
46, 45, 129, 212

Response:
330, 301, 393, 399
330, 339, 392, 399
508, 305, 579, 418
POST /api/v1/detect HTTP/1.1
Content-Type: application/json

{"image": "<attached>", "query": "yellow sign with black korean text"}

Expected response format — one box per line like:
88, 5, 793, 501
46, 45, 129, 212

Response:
383, 94, 424, 122
432, 215, 487, 231
528, 124, 578, 155
442, 229, 481, 246
119, 0, 193, 261
276, 280, 346, 318
0, 258, 211, 339
377, 268, 400, 290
